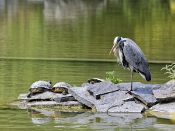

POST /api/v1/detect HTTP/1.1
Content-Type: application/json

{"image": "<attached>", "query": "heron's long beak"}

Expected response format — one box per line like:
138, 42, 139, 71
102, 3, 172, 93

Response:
109, 43, 118, 55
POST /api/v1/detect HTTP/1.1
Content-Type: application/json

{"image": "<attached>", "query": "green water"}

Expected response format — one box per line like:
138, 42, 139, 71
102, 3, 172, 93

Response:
0, 0, 175, 130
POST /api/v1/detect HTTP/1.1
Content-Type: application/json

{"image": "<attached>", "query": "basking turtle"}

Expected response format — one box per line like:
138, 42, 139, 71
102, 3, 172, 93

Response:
27, 80, 52, 98
87, 78, 104, 84
51, 82, 72, 95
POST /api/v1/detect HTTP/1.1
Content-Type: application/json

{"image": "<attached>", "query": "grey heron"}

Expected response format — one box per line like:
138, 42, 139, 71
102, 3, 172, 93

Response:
110, 36, 151, 91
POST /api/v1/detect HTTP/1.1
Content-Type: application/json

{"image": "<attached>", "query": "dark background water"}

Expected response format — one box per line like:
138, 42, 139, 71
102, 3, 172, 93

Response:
0, 0, 175, 130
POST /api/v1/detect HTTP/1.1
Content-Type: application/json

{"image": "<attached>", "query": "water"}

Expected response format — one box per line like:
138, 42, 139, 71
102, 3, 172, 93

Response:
0, 0, 175, 130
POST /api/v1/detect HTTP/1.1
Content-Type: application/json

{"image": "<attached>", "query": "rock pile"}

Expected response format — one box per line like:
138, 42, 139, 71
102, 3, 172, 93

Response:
15, 79, 175, 113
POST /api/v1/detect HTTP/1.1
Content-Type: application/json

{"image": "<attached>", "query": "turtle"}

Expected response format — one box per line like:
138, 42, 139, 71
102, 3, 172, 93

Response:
27, 80, 52, 98
87, 78, 104, 84
51, 82, 72, 95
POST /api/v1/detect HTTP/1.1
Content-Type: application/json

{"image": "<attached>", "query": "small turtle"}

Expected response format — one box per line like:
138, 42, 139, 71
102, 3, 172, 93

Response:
27, 80, 52, 98
87, 78, 104, 84
51, 82, 72, 95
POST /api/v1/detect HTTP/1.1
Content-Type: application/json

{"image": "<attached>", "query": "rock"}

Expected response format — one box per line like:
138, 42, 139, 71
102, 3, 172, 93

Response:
18, 92, 74, 102
117, 82, 157, 107
150, 102, 175, 112
117, 82, 143, 91
69, 86, 145, 113
131, 86, 157, 107
53, 94, 76, 102
118, 82, 161, 91
87, 81, 119, 99
68, 86, 96, 108
132, 92, 157, 107
95, 91, 134, 112
107, 101, 146, 113
153, 80, 175, 102
27, 101, 81, 107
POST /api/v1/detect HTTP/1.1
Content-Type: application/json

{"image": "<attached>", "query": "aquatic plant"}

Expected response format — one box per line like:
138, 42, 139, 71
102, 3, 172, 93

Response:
161, 63, 175, 79
106, 71, 122, 84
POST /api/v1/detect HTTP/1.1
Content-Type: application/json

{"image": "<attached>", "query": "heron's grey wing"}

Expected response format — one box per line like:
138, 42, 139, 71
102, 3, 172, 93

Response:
123, 40, 151, 81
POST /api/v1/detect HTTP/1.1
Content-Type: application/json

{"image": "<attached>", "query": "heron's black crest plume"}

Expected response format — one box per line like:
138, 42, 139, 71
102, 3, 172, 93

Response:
117, 37, 121, 43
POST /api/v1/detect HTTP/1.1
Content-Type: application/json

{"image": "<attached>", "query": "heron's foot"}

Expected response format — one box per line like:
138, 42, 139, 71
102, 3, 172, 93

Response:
125, 90, 132, 95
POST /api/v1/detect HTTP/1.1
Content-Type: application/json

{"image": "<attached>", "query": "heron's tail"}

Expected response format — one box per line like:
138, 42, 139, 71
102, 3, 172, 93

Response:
145, 71, 151, 81
139, 70, 151, 81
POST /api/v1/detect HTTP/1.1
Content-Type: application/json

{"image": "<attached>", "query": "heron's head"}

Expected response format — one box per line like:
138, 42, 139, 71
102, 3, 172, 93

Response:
109, 36, 122, 54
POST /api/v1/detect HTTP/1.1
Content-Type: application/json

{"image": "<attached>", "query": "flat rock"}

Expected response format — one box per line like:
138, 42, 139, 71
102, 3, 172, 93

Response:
117, 82, 143, 91
153, 80, 175, 102
117, 82, 157, 107
117, 82, 161, 91
87, 81, 119, 99
18, 92, 73, 102
27, 101, 81, 107
150, 102, 175, 112
69, 86, 145, 113
131, 86, 157, 107
69, 86, 96, 108
96, 91, 134, 112
54, 95, 76, 102
107, 101, 146, 113
10, 100, 82, 109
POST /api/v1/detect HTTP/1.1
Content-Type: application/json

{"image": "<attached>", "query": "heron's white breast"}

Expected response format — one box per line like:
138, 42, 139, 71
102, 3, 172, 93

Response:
118, 49, 123, 64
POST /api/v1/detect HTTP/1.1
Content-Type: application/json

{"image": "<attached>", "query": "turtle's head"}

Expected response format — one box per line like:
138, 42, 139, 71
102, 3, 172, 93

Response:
48, 80, 52, 85
109, 36, 122, 55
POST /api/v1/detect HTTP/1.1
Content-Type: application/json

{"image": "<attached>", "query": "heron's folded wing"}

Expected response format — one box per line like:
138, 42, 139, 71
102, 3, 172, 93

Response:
123, 41, 148, 72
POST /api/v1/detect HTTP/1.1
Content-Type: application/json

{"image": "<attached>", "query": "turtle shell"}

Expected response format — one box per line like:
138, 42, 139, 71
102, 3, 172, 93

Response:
52, 82, 72, 94
30, 80, 52, 89
27, 80, 52, 98
87, 78, 104, 84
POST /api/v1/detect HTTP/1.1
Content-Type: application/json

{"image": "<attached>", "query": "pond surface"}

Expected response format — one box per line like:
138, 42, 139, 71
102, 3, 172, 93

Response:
0, 0, 175, 130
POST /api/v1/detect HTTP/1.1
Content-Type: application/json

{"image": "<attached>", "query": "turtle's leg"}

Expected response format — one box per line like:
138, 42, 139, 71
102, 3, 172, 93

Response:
27, 92, 32, 98
62, 89, 69, 95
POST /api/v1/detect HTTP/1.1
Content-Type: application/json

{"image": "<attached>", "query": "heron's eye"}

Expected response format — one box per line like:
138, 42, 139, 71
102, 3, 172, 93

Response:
117, 37, 121, 43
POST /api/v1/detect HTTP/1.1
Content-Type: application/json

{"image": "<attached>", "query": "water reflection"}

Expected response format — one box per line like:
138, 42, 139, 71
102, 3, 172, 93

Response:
44, 0, 106, 22
0, 0, 174, 61
27, 108, 174, 131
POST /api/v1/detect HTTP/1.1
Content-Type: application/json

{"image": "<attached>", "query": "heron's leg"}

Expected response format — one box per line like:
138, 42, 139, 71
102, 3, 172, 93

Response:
130, 70, 133, 91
